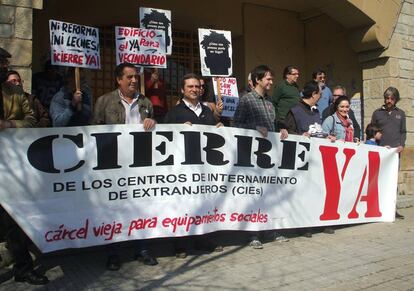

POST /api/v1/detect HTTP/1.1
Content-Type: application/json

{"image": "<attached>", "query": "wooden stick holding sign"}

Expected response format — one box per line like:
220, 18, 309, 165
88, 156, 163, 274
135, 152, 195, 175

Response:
140, 72, 145, 95
75, 67, 82, 111
216, 77, 222, 104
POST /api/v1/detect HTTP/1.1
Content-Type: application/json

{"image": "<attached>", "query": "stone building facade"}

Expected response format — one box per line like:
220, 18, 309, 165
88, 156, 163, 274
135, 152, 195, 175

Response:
0, 0, 42, 92
361, 0, 414, 196
0, 0, 413, 195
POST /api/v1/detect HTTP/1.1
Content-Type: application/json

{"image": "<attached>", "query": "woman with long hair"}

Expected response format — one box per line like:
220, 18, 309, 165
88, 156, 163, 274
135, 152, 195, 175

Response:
322, 95, 354, 142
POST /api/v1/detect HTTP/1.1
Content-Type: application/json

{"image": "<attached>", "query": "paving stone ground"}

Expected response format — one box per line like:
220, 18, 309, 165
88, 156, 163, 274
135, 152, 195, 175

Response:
0, 207, 413, 290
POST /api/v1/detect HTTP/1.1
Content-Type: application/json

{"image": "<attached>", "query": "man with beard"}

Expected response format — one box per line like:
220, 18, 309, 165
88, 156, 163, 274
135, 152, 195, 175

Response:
0, 47, 48, 285
371, 87, 406, 219
312, 69, 333, 119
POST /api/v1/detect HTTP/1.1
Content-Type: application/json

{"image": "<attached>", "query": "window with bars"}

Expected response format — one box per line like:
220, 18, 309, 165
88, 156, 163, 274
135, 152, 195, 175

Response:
90, 27, 201, 109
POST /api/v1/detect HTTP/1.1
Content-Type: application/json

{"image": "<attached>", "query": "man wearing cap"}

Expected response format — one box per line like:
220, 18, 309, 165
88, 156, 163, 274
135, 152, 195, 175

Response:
0, 47, 48, 284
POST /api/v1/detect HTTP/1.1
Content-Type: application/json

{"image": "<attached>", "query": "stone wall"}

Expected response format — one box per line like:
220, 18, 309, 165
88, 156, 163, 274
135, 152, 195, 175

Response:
0, 0, 42, 92
361, 0, 414, 195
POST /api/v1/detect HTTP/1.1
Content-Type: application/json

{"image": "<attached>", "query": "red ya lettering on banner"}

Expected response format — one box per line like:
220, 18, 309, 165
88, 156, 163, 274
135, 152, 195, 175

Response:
319, 146, 382, 221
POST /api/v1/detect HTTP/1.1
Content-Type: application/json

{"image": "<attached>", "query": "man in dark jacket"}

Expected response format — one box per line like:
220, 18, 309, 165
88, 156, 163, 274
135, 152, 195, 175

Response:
1, 47, 48, 285
164, 73, 219, 126
284, 80, 322, 136
164, 73, 222, 258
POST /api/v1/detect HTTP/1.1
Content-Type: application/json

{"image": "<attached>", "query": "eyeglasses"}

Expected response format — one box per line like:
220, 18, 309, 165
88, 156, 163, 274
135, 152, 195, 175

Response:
333, 95, 345, 98
289, 73, 299, 75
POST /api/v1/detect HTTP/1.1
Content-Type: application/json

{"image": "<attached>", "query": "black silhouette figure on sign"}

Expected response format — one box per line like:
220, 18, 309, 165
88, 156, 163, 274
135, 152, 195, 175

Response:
141, 9, 171, 53
200, 31, 231, 76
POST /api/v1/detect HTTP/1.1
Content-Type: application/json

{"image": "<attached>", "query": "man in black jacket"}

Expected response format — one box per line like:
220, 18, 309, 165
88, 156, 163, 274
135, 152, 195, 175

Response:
164, 73, 222, 258
165, 73, 220, 125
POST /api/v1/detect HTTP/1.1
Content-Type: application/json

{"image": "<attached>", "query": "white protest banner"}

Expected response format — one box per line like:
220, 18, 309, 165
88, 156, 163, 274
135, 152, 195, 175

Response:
212, 77, 239, 118
139, 7, 172, 55
115, 26, 166, 68
0, 125, 398, 253
49, 20, 100, 69
199, 29, 232, 77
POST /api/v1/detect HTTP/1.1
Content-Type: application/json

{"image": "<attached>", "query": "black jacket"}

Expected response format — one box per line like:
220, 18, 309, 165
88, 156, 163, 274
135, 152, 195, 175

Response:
164, 101, 216, 125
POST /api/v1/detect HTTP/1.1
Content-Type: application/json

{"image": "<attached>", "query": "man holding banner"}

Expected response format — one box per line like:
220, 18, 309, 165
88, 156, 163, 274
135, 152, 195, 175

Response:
164, 73, 220, 126
233, 65, 289, 248
92, 62, 157, 270
93, 63, 156, 129
165, 73, 223, 257
0, 47, 49, 285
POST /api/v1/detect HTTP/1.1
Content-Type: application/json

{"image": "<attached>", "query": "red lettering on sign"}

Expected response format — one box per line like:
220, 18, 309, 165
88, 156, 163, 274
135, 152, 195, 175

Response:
53, 52, 84, 65
319, 146, 381, 220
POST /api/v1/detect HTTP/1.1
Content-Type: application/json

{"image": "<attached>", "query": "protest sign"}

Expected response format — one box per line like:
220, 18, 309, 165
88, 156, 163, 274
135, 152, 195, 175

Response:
351, 94, 363, 139
199, 29, 233, 77
212, 77, 239, 118
115, 26, 166, 68
0, 125, 398, 253
139, 7, 172, 55
49, 20, 100, 69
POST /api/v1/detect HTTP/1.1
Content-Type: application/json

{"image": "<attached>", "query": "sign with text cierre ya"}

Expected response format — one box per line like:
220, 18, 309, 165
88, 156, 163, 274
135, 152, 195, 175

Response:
139, 7, 172, 55
49, 20, 100, 69
115, 26, 166, 68
199, 29, 232, 77
0, 125, 399, 253
212, 77, 239, 118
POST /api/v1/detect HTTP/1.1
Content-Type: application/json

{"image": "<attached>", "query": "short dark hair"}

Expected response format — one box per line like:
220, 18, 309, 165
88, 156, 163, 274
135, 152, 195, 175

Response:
312, 68, 326, 80
365, 123, 382, 140
283, 65, 298, 79
302, 80, 320, 99
334, 95, 350, 111
383, 86, 400, 102
114, 62, 137, 80
6, 70, 21, 80
181, 73, 201, 89
251, 65, 274, 87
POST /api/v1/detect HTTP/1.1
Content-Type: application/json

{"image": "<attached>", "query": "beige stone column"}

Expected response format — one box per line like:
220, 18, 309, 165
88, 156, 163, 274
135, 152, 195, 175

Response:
360, 0, 414, 196
0, 0, 43, 93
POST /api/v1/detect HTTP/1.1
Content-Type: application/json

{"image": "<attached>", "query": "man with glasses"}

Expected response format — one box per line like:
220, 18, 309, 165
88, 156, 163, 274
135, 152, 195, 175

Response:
6, 70, 50, 127
272, 65, 300, 130
313, 69, 333, 119
321, 85, 361, 140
